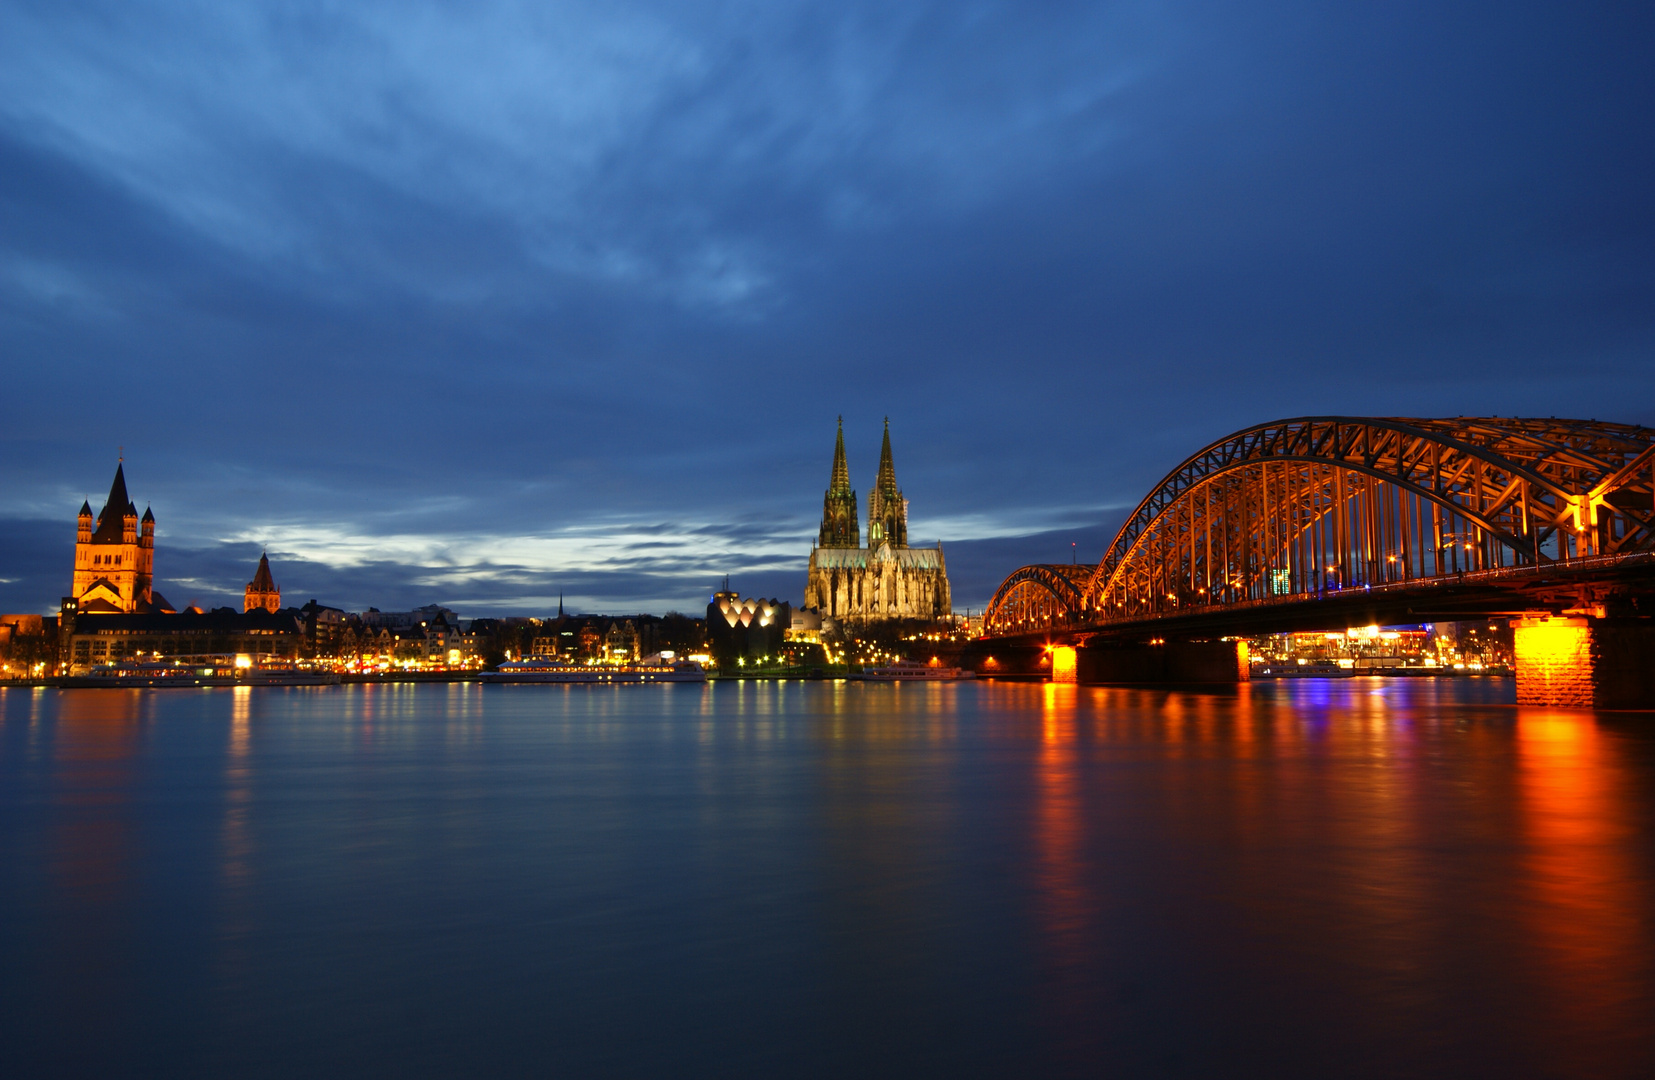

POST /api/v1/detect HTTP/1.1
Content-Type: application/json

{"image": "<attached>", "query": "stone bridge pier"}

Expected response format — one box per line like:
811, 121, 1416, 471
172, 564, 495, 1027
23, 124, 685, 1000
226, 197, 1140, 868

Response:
1513, 616, 1655, 709
1048, 640, 1250, 686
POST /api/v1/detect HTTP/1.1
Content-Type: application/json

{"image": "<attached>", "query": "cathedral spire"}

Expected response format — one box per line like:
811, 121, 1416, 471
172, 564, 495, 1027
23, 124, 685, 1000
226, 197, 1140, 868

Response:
867, 418, 908, 548
876, 417, 897, 494
818, 418, 860, 548
829, 416, 851, 494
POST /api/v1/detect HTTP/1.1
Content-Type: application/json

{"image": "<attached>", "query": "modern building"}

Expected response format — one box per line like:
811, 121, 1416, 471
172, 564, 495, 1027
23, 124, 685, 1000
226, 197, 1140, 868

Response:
245, 553, 281, 612
804, 419, 952, 623
69, 462, 173, 614
707, 591, 790, 663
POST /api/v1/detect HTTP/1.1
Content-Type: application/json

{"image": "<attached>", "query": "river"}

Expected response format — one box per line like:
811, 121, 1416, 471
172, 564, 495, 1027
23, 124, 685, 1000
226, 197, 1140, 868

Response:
2, 679, 1651, 1078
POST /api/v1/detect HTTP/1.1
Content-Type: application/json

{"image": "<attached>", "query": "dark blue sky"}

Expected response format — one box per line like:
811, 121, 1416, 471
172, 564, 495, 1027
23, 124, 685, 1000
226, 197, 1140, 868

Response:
2, 1, 1652, 616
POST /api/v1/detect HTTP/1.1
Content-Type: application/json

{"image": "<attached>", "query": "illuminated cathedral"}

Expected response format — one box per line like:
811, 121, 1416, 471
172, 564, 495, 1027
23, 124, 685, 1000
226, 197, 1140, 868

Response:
804, 419, 951, 623
70, 461, 173, 614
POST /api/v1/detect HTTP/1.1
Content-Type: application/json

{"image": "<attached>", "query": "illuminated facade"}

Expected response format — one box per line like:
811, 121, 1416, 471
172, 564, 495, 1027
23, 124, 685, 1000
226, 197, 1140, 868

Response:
708, 591, 789, 663
69, 462, 172, 614
245, 553, 281, 613
804, 419, 952, 623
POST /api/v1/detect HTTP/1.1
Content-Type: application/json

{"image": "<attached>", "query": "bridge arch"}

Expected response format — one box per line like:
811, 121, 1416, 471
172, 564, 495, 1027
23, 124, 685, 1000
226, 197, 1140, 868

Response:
1085, 416, 1655, 619
982, 416, 1655, 635
981, 563, 1094, 636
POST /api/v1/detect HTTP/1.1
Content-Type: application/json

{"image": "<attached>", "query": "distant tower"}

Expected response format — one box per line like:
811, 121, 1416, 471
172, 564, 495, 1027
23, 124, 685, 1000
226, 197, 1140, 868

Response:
866, 418, 908, 548
245, 553, 281, 613
818, 417, 861, 548
70, 462, 156, 612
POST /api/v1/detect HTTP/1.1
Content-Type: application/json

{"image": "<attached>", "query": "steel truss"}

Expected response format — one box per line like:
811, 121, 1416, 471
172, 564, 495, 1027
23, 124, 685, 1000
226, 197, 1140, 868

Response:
983, 416, 1655, 635
977, 563, 1094, 636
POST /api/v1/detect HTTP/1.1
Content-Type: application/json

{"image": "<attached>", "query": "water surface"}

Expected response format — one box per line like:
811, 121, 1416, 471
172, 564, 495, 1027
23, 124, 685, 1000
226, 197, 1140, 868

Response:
2, 679, 1652, 1078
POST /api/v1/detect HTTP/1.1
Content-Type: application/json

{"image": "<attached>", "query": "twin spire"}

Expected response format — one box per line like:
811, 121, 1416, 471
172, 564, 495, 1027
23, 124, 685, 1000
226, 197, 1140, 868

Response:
829, 416, 852, 495
818, 418, 908, 550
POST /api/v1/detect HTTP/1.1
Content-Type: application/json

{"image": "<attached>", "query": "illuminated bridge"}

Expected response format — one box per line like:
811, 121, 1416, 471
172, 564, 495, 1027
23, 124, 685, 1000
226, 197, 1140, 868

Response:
980, 416, 1655, 707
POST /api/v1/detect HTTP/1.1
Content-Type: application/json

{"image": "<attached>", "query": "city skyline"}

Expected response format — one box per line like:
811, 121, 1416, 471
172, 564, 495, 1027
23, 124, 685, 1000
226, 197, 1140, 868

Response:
3, 3, 1653, 614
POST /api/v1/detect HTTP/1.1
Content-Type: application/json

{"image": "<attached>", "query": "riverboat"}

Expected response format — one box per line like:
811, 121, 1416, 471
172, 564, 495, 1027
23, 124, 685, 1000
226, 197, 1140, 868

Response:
64, 657, 341, 688
240, 660, 343, 686
860, 660, 975, 681
484, 658, 707, 684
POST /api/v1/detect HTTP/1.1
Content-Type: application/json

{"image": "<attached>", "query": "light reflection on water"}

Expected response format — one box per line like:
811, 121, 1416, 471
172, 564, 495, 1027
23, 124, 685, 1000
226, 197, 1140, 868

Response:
1, 679, 1652, 1078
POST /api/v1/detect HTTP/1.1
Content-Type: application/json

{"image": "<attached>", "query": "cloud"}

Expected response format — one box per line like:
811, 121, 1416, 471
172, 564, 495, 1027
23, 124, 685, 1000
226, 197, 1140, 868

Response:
2, 2, 1653, 615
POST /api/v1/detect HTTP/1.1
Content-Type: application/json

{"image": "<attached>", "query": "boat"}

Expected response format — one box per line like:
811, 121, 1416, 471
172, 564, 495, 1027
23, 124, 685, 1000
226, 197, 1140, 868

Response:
860, 660, 975, 681
1252, 661, 1352, 679
64, 657, 341, 688
240, 660, 342, 686
67, 660, 237, 688
483, 657, 708, 684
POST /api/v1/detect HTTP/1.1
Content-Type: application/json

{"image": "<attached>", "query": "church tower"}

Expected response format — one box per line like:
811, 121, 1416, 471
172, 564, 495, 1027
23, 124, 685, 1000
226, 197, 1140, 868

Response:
866, 418, 908, 548
70, 462, 156, 613
817, 417, 861, 548
245, 553, 281, 613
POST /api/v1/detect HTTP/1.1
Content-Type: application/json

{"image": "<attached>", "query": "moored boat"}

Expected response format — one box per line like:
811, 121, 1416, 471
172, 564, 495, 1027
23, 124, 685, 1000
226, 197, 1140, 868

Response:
484, 657, 707, 684
860, 660, 975, 681
63, 657, 341, 688
240, 661, 342, 686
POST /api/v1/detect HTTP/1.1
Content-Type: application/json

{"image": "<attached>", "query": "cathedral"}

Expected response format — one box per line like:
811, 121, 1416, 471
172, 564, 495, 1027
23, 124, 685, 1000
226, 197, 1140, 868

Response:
804, 419, 952, 623
69, 461, 173, 614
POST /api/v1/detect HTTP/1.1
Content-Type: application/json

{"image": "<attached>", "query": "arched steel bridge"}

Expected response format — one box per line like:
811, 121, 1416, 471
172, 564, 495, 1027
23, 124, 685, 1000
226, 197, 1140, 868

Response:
983, 416, 1655, 639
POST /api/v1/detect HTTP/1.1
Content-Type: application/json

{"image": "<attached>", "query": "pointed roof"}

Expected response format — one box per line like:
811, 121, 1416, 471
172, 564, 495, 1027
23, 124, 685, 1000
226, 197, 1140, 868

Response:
79, 501, 92, 517
829, 415, 852, 494
250, 553, 276, 592
103, 464, 129, 517
91, 463, 133, 542
875, 417, 899, 494
141, 506, 154, 523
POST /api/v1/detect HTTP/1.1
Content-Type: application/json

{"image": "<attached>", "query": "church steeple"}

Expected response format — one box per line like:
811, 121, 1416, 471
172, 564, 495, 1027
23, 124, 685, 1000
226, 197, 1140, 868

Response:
91, 463, 132, 543
818, 417, 860, 548
867, 418, 907, 548
245, 552, 281, 613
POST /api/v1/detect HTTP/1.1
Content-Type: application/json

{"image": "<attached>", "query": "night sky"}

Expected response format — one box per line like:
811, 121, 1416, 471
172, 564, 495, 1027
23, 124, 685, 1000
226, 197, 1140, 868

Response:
2, 2, 1652, 616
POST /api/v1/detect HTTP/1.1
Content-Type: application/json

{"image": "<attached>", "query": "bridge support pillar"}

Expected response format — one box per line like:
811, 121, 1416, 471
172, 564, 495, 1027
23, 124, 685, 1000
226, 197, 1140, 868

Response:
1514, 616, 1655, 709
1073, 640, 1249, 686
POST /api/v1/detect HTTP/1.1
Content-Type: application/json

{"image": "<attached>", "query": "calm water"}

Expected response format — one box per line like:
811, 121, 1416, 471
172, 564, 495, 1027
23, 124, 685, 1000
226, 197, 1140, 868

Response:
2, 679, 1652, 1078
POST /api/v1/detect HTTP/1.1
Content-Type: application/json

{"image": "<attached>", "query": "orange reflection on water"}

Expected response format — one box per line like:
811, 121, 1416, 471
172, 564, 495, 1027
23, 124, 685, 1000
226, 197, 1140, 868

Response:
1516, 712, 1653, 1062
49, 693, 145, 906
1032, 683, 1096, 1039
223, 687, 254, 886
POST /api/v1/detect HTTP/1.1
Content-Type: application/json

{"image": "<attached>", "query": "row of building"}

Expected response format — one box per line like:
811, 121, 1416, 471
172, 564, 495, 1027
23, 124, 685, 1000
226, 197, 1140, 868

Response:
10, 423, 964, 675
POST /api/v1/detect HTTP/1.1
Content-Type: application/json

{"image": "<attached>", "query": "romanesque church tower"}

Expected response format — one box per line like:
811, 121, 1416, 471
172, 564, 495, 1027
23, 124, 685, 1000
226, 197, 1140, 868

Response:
70, 462, 162, 613
805, 420, 951, 623
245, 553, 282, 613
